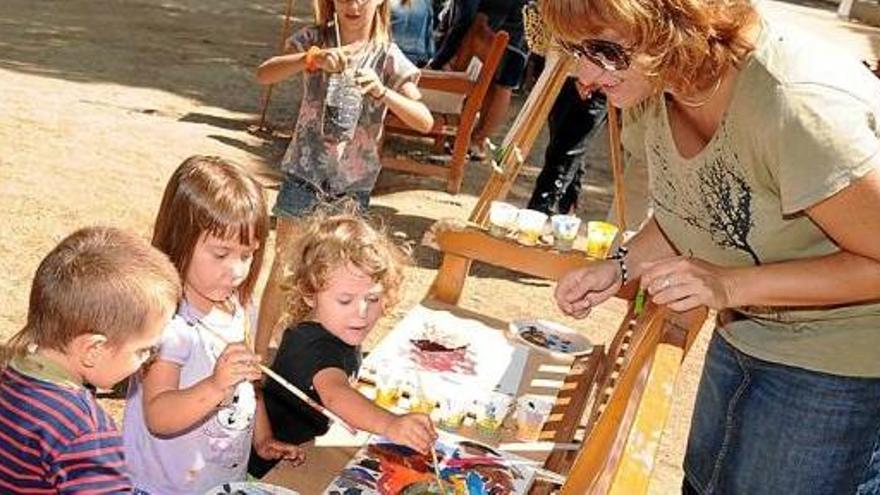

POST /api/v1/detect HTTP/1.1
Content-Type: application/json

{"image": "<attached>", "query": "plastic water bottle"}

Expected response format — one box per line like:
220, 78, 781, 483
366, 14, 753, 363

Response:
322, 69, 363, 142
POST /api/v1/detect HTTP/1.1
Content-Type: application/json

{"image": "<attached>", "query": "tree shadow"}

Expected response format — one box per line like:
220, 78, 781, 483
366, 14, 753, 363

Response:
0, 0, 311, 117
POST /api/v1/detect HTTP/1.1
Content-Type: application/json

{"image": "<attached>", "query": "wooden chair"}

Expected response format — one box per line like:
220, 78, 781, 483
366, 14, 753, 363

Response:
381, 14, 509, 194
424, 222, 707, 494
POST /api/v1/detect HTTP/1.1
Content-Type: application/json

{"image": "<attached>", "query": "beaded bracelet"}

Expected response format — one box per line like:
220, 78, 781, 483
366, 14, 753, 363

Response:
608, 245, 629, 284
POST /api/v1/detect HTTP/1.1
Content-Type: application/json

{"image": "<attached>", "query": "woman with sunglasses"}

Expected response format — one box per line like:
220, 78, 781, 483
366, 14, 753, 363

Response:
546, 0, 880, 493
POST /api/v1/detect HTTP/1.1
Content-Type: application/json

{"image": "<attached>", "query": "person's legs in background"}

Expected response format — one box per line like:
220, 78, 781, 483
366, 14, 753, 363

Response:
528, 76, 607, 215
470, 45, 527, 157
254, 177, 371, 360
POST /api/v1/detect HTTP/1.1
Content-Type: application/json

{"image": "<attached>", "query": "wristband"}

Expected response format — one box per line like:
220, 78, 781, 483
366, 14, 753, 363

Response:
304, 46, 322, 72
608, 245, 629, 284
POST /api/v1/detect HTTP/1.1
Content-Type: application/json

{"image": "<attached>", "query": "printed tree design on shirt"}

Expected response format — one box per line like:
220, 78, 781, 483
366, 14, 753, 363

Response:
652, 145, 762, 265
698, 154, 761, 264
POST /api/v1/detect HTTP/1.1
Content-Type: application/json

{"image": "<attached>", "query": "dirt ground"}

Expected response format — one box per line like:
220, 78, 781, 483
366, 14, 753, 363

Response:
1, 0, 879, 493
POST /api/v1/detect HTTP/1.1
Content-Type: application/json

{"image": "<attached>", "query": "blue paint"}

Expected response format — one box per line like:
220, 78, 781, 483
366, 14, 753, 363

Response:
466, 471, 487, 494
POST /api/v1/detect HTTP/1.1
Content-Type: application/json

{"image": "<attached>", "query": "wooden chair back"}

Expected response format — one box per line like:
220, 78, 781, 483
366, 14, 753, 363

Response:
381, 15, 509, 194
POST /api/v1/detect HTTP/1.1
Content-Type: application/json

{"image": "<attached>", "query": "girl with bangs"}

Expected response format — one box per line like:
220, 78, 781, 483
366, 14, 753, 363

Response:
546, 0, 880, 493
123, 156, 303, 494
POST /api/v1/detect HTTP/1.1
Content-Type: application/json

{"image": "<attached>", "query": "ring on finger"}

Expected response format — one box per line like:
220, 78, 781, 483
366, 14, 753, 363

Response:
661, 277, 672, 290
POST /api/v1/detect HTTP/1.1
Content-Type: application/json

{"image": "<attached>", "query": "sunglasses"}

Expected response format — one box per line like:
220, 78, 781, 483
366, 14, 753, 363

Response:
557, 38, 631, 72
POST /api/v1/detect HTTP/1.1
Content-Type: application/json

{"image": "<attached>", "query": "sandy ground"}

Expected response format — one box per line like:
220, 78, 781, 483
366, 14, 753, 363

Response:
1, 0, 879, 493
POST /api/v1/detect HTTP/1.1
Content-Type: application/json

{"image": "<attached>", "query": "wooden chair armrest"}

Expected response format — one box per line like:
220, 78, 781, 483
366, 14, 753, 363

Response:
418, 71, 476, 93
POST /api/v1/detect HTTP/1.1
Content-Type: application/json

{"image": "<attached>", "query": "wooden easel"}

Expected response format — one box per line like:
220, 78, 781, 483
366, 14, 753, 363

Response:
468, 49, 627, 231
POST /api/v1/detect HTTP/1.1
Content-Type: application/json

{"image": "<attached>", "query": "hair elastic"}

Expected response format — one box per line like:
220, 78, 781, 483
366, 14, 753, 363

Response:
305, 45, 322, 72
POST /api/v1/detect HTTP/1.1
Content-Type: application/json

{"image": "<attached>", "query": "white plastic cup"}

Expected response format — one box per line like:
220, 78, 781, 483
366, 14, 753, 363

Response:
474, 391, 514, 434
488, 201, 519, 237
515, 394, 554, 441
374, 361, 402, 409
550, 214, 582, 251
434, 379, 471, 430
516, 209, 548, 246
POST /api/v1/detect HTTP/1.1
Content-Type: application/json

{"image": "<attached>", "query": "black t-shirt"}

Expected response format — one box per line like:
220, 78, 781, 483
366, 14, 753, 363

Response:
262, 321, 361, 445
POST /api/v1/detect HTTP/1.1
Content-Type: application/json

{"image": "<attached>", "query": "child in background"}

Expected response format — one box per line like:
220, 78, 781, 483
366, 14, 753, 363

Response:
123, 156, 303, 494
248, 209, 437, 478
0, 226, 181, 493
253, 0, 434, 359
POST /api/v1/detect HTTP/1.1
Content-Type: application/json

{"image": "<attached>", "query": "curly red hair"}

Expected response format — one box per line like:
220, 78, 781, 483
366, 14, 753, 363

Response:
540, 0, 758, 94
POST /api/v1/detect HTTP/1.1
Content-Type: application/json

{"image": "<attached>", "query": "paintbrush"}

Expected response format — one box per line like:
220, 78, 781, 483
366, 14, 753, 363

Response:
412, 371, 446, 495
430, 445, 447, 495
634, 287, 646, 316
197, 321, 358, 435
445, 457, 567, 485
497, 441, 582, 452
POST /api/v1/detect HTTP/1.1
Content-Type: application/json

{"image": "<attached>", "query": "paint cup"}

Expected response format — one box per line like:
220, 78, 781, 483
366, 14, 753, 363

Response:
435, 380, 471, 430
516, 209, 548, 246
322, 69, 363, 142
515, 394, 554, 441
550, 214, 582, 252
374, 361, 402, 410
408, 370, 436, 414
474, 392, 514, 435
488, 201, 518, 238
586, 221, 619, 259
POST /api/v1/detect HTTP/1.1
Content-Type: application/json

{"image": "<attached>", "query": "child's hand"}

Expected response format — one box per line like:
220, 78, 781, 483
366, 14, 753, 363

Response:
384, 413, 438, 454
319, 42, 365, 73
209, 343, 261, 393
319, 47, 348, 73
354, 68, 386, 99
254, 437, 306, 466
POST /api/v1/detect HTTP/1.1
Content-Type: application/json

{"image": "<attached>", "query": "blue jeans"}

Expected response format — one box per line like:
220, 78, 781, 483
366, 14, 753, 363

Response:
273, 174, 370, 219
684, 332, 880, 495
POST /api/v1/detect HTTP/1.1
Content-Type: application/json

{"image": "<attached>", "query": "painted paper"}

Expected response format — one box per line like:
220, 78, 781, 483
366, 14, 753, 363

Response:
323, 432, 536, 494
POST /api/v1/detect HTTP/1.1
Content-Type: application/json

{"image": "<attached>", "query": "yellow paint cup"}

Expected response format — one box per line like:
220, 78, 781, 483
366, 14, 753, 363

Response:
586, 221, 619, 259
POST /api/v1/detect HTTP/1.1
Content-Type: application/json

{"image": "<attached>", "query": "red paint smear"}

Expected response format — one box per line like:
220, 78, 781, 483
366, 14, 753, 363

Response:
409, 347, 477, 375
376, 458, 434, 494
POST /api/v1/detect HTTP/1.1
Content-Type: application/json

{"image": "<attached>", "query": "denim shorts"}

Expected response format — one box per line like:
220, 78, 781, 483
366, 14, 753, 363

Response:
273, 174, 370, 219
684, 332, 880, 495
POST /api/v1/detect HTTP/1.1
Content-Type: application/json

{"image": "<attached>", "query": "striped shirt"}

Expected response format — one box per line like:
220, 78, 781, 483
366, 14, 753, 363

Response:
0, 363, 132, 494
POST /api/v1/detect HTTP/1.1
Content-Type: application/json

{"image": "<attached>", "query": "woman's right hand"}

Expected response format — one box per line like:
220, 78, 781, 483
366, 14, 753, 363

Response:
554, 260, 622, 319
209, 343, 262, 393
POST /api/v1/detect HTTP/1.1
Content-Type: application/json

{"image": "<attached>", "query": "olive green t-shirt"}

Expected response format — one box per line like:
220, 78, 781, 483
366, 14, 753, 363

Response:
622, 21, 880, 377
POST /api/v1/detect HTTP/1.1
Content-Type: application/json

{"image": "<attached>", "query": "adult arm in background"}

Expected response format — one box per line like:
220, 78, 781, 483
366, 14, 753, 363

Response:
428, 0, 479, 69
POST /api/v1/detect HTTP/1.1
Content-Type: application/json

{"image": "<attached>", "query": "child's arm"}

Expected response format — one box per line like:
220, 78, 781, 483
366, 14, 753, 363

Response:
313, 367, 437, 453
256, 53, 311, 85
142, 343, 261, 436
355, 69, 434, 133
257, 46, 357, 85
253, 391, 305, 464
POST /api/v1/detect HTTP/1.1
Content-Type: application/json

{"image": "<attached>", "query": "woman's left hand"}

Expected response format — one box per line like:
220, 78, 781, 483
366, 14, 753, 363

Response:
354, 68, 386, 99
640, 256, 738, 311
